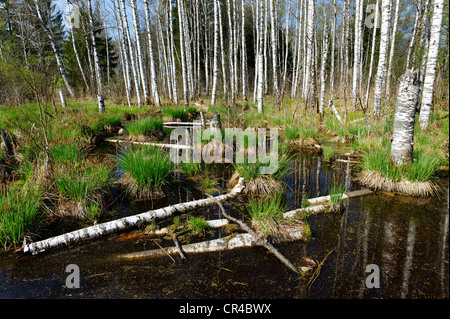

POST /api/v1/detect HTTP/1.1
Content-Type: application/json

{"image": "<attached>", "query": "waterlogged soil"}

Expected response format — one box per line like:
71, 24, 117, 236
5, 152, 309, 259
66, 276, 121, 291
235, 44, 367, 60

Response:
0, 152, 448, 299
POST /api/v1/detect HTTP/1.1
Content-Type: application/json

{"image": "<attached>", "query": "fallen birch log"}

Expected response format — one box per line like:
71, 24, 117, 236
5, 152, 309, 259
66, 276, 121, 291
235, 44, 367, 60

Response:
118, 230, 305, 260
211, 196, 300, 274
105, 138, 193, 150
283, 189, 373, 218
143, 219, 229, 237
23, 178, 245, 255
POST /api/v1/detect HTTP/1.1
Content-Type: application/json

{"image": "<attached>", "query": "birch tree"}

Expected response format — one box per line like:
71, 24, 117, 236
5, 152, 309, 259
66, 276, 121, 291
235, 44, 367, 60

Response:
390, 69, 421, 166
385, 0, 400, 100
364, 0, 380, 109
319, 16, 328, 120
373, 0, 392, 117
119, 0, 142, 107
419, 0, 445, 130
352, 0, 363, 105
86, 0, 105, 113
144, 0, 161, 106
269, 0, 280, 107
32, 0, 74, 98
130, 0, 149, 103
241, 0, 247, 100
211, 0, 219, 105
177, 0, 189, 106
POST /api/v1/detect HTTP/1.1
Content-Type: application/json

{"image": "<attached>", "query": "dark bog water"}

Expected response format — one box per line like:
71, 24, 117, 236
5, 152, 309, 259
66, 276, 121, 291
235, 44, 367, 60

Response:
0, 153, 448, 299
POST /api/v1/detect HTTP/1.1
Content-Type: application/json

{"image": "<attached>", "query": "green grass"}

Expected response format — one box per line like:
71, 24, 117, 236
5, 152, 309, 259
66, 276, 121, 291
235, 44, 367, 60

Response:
125, 117, 163, 137
322, 145, 334, 161
406, 150, 441, 182
187, 215, 210, 235
247, 195, 286, 237
50, 141, 85, 165
329, 183, 345, 210
0, 186, 43, 248
284, 126, 300, 140
162, 106, 195, 122
55, 162, 111, 202
180, 161, 202, 177
117, 145, 172, 196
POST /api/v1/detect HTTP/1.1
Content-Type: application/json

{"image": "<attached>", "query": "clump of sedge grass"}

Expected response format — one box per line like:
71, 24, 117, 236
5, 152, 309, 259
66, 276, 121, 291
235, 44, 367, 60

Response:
117, 145, 172, 198
328, 183, 345, 211
125, 117, 163, 138
284, 126, 300, 140
187, 215, 210, 235
247, 194, 286, 238
321, 145, 334, 162
232, 154, 291, 194
0, 185, 43, 248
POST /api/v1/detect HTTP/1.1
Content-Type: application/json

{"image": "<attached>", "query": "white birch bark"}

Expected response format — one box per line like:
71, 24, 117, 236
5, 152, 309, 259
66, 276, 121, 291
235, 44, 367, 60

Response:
364, 0, 379, 109
352, 0, 363, 105
24, 178, 245, 255
218, 2, 228, 99
329, 0, 336, 104
226, 0, 236, 105
405, 3, 421, 71
144, 0, 161, 106
373, 0, 392, 116
177, 0, 189, 106
119, 0, 142, 107
86, 0, 105, 113
385, 0, 400, 99
390, 69, 421, 166
66, 0, 89, 93
169, 1, 178, 104
131, 0, 149, 103
211, 0, 219, 105
319, 18, 328, 120
113, 0, 132, 107
304, 0, 315, 101
241, 0, 247, 100
419, 0, 445, 130
269, 0, 279, 105
32, 0, 74, 98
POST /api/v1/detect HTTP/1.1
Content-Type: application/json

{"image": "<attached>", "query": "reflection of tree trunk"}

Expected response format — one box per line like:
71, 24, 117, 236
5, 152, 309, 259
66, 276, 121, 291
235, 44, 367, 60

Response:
358, 211, 371, 298
381, 220, 396, 293
440, 197, 449, 298
400, 220, 416, 298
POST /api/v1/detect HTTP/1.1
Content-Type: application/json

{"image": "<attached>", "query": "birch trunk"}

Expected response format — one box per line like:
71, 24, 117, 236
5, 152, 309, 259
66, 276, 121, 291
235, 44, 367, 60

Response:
405, 3, 421, 71
169, 1, 178, 104
304, 0, 315, 102
226, 0, 236, 105
364, 0, 379, 109
144, 0, 161, 106
373, 0, 392, 117
419, 0, 445, 130
24, 178, 245, 255
32, 0, 74, 98
241, 0, 247, 100
131, 0, 149, 103
390, 69, 421, 166
218, 2, 228, 100
119, 0, 142, 107
211, 0, 219, 105
86, 0, 105, 113
114, 0, 132, 107
177, 0, 189, 106
352, 0, 363, 105
269, 0, 280, 107
67, 0, 89, 93
329, 0, 336, 104
257, 0, 264, 113
319, 19, 328, 120
385, 0, 400, 99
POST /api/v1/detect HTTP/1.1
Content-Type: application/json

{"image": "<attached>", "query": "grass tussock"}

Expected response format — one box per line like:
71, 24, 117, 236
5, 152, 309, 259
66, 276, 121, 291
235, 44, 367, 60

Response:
247, 195, 286, 238
0, 185, 43, 248
125, 117, 164, 140
117, 145, 172, 198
